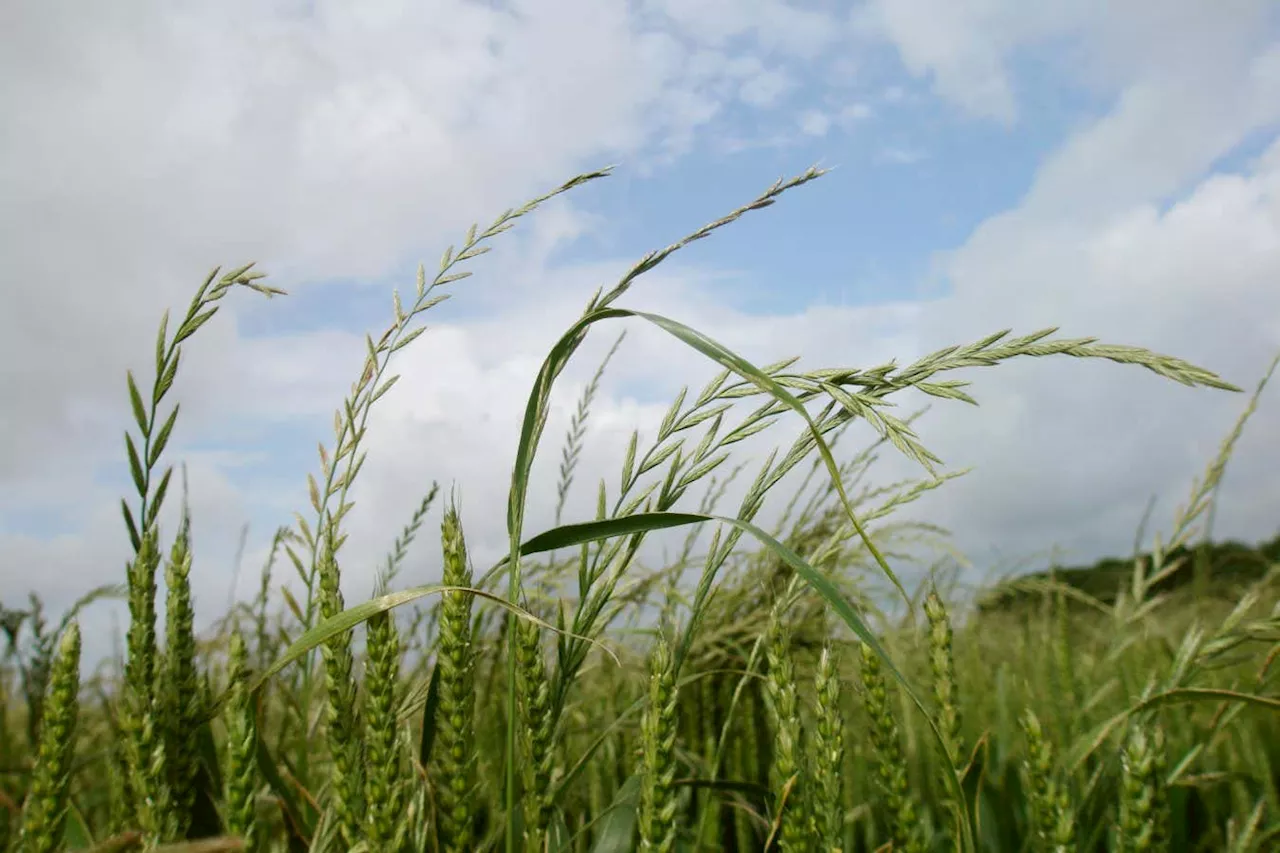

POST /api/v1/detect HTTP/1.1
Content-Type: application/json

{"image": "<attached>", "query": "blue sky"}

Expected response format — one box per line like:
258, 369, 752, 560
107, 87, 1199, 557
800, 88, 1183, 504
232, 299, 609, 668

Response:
2, 0, 1280, 657
239, 45, 1105, 335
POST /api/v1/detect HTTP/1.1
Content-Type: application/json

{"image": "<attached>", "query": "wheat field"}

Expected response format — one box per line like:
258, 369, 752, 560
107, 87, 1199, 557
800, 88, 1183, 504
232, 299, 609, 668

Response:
2, 166, 1278, 853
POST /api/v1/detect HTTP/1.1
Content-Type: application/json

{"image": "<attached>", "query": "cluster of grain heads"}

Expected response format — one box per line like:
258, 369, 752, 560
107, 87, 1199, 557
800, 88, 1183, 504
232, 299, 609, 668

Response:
1020, 709, 1075, 853
109, 264, 284, 849
924, 589, 963, 774
120, 528, 163, 842
1, 163, 1262, 852
434, 504, 478, 853
159, 519, 201, 841
1116, 724, 1170, 853
764, 597, 807, 852
516, 614, 556, 848
637, 633, 679, 853
17, 622, 80, 853
362, 603, 411, 853
316, 530, 364, 849
221, 631, 259, 852
808, 643, 845, 852
857, 640, 923, 853
923, 586, 969, 849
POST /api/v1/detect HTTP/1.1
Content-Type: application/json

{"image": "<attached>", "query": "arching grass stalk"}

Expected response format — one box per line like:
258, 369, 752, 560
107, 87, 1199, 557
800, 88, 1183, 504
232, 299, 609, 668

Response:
115, 264, 283, 836
686, 426, 946, 846
284, 169, 613, 795
495, 166, 1240, 853
498, 167, 827, 852
504, 337, 1234, 853
1063, 354, 1279, 825
133, 162, 1249, 853
121, 264, 286, 553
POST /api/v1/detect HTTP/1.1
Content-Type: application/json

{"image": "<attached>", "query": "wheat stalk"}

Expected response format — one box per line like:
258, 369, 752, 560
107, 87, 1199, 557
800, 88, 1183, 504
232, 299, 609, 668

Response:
17, 622, 81, 853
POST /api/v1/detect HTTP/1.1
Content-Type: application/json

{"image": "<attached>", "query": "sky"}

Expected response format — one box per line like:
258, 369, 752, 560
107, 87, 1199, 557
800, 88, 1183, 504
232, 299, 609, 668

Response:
2, 0, 1279, 662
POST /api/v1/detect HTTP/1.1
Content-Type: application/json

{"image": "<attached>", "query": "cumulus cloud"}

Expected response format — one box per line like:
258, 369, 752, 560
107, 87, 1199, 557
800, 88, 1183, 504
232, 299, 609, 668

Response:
0, 0, 888, 670
0, 0, 800, 486
2, 0, 1279, 669
860, 0, 1277, 125
642, 0, 846, 59
799, 110, 832, 137
903, 142, 1280, 579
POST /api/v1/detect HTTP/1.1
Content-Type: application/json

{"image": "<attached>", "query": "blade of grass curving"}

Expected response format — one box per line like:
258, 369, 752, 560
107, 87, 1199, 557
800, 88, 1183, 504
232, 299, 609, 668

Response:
417, 664, 442, 768
672, 779, 771, 797
501, 169, 828, 852
1066, 686, 1280, 775
63, 800, 94, 848
517, 512, 904, 683
225, 584, 614, 703
587, 774, 641, 853
189, 718, 226, 839
494, 167, 1237, 851
255, 729, 313, 853
509, 306, 912, 617
503, 307, 977, 847
285, 170, 614, 780
549, 815, 572, 853
512, 509, 976, 849
554, 694, 647, 800
54, 584, 126, 639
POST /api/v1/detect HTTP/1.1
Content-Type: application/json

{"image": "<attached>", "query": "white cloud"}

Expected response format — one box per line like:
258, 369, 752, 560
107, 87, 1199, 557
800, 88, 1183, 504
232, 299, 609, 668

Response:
643, 0, 846, 59
738, 66, 795, 107
0, 0, 816, 501
878, 146, 926, 165
0, 0, 786, 626
4, 0, 1280, 666
840, 103, 873, 123
799, 109, 832, 137
904, 137, 1280, 572
860, 0, 1277, 125
1018, 51, 1280, 222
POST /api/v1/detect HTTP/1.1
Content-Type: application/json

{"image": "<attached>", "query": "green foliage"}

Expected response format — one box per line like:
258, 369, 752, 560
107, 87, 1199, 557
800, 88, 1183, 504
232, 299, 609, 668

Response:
977, 534, 1280, 616
2, 165, 1277, 853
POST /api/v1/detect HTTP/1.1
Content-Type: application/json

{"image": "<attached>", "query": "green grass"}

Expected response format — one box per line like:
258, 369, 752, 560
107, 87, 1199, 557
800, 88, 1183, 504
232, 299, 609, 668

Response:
1, 165, 1278, 852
